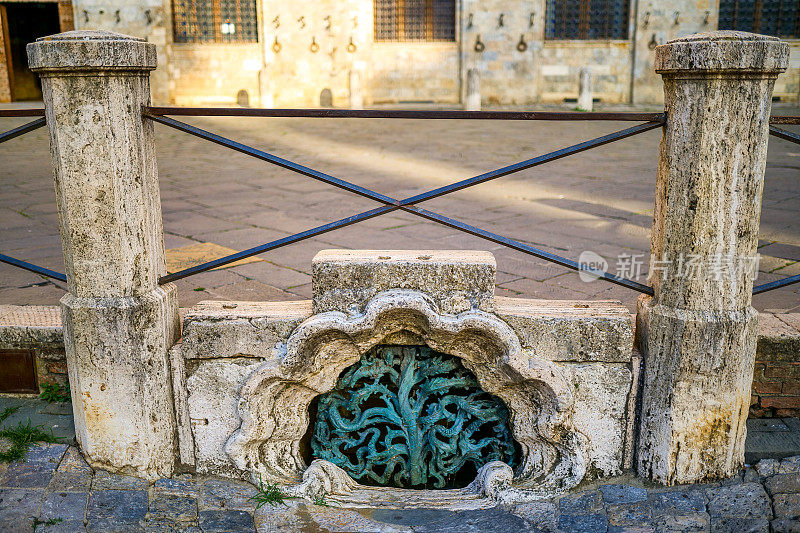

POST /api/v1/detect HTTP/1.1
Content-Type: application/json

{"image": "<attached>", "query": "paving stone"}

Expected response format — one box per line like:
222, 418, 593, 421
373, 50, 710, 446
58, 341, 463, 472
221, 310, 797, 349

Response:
200, 478, 258, 511
148, 492, 198, 521
0, 488, 44, 532
49, 447, 92, 491
510, 501, 559, 530
143, 519, 202, 532
39, 490, 88, 521
198, 509, 255, 532
607, 527, 655, 533
756, 459, 780, 477
652, 513, 710, 532
607, 502, 652, 526
557, 513, 609, 533
766, 473, 800, 495
558, 490, 603, 514
600, 484, 648, 505
772, 518, 800, 533
254, 501, 318, 532
34, 518, 87, 532
0, 460, 59, 488
24, 443, 68, 464
87, 489, 148, 527
92, 470, 148, 491
154, 477, 199, 497
779, 456, 800, 474
647, 489, 707, 516
411, 507, 533, 533
368, 507, 457, 527
774, 493, 800, 519
86, 518, 145, 532
706, 483, 772, 518
710, 517, 769, 533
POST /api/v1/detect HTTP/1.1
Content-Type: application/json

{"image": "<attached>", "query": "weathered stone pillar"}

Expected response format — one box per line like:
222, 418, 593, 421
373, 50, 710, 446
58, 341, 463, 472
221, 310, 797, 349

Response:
349, 69, 364, 110
636, 31, 788, 484
28, 31, 179, 479
465, 68, 480, 111
577, 67, 593, 112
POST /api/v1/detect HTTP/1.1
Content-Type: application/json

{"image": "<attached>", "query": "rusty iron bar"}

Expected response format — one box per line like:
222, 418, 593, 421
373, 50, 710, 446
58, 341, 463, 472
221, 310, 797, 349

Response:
145, 106, 666, 121
150, 113, 657, 293
770, 125, 800, 144
0, 118, 46, 144
753, 274, 800, 294
0, 254, 67, 283
769, 116, 800, 125
0, 109, 46, 117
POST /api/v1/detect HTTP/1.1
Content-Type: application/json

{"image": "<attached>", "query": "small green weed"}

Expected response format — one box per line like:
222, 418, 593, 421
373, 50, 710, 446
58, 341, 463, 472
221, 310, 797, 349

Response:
33, 517, 63, 531
40, 383, 71, 403
193, 287, 206, 292
0, 417, 60, 463
249, 475, 298, 508
313, 494, 336, 507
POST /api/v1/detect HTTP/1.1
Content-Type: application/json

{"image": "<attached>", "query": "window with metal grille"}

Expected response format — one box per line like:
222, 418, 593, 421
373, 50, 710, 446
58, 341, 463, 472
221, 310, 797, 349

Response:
719, 0, 800, 38
173, 0, 258, 43
545, 0, 630, 40
374, 0, 456, 42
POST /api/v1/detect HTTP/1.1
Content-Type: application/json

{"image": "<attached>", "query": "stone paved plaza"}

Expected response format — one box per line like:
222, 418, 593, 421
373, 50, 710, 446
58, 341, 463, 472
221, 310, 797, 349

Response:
0, 442, 798, 532
2, 104, 799, 313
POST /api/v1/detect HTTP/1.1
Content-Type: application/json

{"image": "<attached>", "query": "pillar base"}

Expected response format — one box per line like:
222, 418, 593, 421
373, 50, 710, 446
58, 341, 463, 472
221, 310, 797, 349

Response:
635, 295, 759, 485
61, 284, 179, 480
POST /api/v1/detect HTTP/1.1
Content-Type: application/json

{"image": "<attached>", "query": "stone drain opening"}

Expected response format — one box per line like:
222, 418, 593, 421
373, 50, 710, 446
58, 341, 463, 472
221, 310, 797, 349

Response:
305, 345, 520, 489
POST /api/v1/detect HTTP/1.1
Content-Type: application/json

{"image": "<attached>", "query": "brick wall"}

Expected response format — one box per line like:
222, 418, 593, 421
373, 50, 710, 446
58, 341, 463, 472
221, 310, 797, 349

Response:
750, 313, 800, 418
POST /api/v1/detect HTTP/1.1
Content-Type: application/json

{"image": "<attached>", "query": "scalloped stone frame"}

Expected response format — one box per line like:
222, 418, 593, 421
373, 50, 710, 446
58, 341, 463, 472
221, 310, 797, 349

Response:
224, 290, 589, 501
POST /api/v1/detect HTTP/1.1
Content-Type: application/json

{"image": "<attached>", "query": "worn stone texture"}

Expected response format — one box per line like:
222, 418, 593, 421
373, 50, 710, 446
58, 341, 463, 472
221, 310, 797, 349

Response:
311, 250, 497, 314
465, 68, 480, 111
28, 31, 180, 480
636, 31, 790, 486
577, 67, 593, 112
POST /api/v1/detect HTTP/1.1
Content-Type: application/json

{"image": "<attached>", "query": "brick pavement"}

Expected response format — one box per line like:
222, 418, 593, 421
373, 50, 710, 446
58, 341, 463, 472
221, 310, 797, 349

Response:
1, 105, 799, 313
0, 442, 798, 532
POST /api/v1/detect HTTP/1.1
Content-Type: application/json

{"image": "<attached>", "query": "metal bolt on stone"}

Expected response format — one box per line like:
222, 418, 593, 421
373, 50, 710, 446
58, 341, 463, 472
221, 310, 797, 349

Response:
465, 68, 481, 111
577, 67, 593, 112
636, 31, 789, 485
27, 30, 180, 480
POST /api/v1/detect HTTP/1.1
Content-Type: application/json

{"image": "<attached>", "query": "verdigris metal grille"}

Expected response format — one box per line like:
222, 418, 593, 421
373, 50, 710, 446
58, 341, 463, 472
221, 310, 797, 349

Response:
310, 345, 518, 489
545, 0, 630, 40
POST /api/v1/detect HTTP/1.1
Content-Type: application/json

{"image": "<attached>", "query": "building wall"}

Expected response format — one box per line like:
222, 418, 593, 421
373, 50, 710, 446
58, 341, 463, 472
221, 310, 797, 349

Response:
169, 44, 261, 106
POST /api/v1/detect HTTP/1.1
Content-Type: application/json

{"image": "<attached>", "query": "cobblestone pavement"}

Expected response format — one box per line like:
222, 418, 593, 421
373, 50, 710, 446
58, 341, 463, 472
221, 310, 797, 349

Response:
1, 105, 799, 313
0, 443, 798, 532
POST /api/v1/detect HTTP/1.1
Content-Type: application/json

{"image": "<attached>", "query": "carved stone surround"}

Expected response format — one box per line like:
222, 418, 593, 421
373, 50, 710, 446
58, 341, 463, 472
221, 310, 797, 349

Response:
171, 250, 637, 507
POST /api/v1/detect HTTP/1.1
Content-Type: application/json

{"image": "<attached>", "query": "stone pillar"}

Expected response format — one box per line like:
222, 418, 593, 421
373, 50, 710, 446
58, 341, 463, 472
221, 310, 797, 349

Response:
349, 70, 364, 110
636, 31, 788, 484
27, 31, 179, 479
465, 68, 480, 111
577, 67, 593, 112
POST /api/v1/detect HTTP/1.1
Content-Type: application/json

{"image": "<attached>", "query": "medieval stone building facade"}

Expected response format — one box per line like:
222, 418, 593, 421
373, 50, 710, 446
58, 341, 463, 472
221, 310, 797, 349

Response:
2, 0, 799, 106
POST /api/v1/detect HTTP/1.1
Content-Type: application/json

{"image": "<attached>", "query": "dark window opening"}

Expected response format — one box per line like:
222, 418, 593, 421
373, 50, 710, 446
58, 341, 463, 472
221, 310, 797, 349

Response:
545, 0, 630, 40
374, 0, 456, 42
2, 2, 61, 101
172, 0, 258, 43
719, 0, 800, 38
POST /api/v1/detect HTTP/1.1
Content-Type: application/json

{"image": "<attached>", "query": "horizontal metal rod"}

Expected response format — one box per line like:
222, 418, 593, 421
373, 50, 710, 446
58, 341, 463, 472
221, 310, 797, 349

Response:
145, 106, 667, 122
770, 125, 800, 145
145, 113, 399, 207
0, 117, 46, 144
769, 116, 800, 125
753, 274, 800, 295
160, 206, 396, 283
0, 109, 46, 117
401, 121, 663, 205
401, 205, 654, 294
0, 254, 67, 283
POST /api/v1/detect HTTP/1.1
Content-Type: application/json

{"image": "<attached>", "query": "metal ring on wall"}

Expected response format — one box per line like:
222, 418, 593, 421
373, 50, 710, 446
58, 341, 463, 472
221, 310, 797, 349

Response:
474, 35, 485, 53
516, 34, 528, 52
347, 37, 357, 53
310, 37, 319, 53
272, 36, 282, 53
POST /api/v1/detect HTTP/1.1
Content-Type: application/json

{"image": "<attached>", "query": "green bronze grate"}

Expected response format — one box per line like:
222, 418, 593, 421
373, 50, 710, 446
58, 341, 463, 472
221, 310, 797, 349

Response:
310, 345, 518, 489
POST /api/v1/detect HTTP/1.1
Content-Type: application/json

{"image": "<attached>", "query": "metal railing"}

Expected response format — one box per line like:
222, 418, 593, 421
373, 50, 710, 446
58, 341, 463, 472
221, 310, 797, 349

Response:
2, 107, 799, 296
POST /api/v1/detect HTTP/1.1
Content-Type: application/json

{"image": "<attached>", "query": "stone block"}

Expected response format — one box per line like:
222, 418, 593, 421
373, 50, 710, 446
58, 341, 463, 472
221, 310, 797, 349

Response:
600, 485, 648, 506
200, 478, 258, 511
39, 490, 88, 521
706, 483, 772, 518
198, 509, 255, 532
311, 250, 496, 314
92, 470, 148, 491
774, 493, 800, 519
148, 492, 197, 521
495, 297, 633, 363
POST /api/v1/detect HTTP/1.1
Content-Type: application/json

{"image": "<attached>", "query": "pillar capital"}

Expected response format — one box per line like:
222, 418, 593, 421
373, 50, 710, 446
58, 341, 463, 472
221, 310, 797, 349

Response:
655, 31, 789, 76
27, 30, 156, 75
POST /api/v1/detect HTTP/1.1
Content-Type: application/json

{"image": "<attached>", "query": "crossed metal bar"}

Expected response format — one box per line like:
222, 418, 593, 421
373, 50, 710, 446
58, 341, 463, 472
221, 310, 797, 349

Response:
146, 112, 659, 293
2, 111, 800, 295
